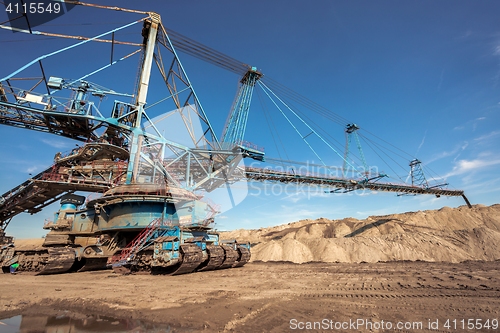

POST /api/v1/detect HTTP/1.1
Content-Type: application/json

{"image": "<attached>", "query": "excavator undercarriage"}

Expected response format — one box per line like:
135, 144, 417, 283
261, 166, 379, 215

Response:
0, 188, 251, 275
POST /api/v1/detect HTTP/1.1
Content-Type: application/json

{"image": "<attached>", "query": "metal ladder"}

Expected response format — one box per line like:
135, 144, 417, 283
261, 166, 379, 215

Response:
112, 218, 162, 264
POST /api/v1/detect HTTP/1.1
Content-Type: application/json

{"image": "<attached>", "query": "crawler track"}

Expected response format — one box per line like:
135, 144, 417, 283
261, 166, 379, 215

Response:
112, 244, 251, 275
1, 241, 251, 276
1, 246, 83, 275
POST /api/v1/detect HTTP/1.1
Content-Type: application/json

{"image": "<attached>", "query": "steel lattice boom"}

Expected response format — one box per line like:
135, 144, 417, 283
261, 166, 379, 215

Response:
244, 167, 465, 197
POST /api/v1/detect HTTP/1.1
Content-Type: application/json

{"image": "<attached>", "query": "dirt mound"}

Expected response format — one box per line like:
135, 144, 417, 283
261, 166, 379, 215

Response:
14, 205, 500, 264
221, 204, 500, 263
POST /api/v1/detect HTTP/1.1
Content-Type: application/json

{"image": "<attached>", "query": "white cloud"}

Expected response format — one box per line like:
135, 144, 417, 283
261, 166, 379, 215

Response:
452, 117, 486, 132
41, 138, 70, 149
457, 30, 472, 39
415, 130, 427, 156
417, 196, 443, 207
473, 130, 500, 143
472, 117, 486, 131
283, 194, 302, 203
356, 190, 375, 196
494, 44, 500, 56
26, 166, 38, 173
463, 177, 500, 191
444, 157, 500, 178
437, 68, 445, 91
427, 142, 468, 164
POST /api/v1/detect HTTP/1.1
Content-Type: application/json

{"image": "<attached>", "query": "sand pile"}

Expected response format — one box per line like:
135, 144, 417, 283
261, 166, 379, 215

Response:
221, 204, 500, 263
12, 205, 500, 264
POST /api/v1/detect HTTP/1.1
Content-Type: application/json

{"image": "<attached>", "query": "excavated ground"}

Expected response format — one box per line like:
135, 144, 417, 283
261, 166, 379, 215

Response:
0, 260, 499, 332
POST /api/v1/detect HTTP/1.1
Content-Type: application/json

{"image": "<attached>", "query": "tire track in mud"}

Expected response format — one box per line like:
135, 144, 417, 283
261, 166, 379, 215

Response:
222, 303, 273, 332
283, 270, 500, 332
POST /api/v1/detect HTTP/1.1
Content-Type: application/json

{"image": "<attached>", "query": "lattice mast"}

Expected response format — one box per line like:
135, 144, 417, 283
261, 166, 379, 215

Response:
221, 67, 262, 145
409, 159, 428, 188
343, 123, 368, 178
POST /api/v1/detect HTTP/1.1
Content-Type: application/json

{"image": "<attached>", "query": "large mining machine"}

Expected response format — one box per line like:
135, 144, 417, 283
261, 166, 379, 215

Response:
0, 3, 470, 275
0, 9, 251, 275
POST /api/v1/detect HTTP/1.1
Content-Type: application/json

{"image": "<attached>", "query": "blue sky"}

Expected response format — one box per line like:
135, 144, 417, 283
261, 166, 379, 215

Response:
0, 1, 499, 238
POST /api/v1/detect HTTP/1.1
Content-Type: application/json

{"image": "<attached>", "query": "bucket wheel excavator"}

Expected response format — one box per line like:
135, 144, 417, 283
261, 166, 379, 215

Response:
0, 7, 252, 275
0, 3, 469, 275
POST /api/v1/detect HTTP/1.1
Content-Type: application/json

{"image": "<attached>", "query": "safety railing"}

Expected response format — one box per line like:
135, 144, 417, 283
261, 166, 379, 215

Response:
110, 218, 162, 264
236, 140, 265, 152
